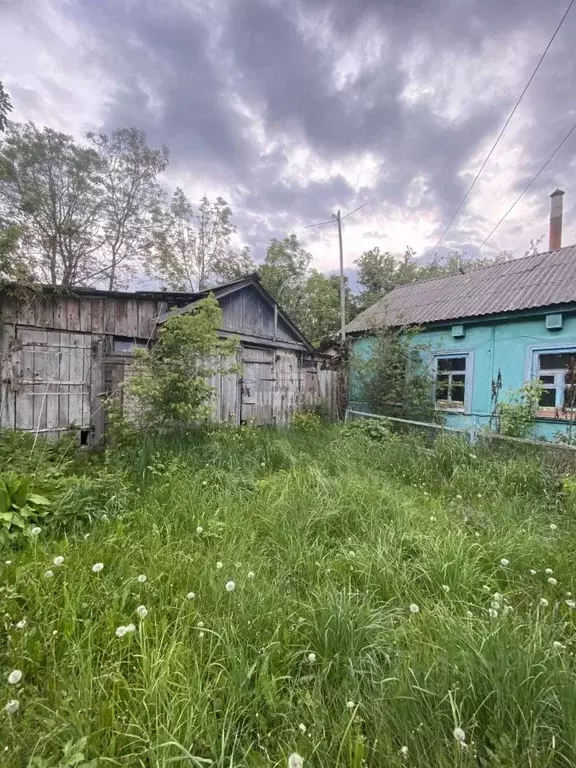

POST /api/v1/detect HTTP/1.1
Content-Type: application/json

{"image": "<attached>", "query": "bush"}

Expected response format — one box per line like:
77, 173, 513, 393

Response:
0, 471, 51, 545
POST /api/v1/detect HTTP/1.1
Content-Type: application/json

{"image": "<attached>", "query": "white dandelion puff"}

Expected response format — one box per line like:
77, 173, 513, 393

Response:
400, 746, 409, 757
298, 723, 307, 734
91, 562, 104, 573
196, 526, 203, 534
7, 670, 22, 685
5, 560, 12, 565
307, 652, 317, 663
488, 608, 498, 618
197, 621, 204, 628
548, 577, 558, 586
453, 726, 466, 743
545, 568, 554, 575
201, 480, 207, 486
247, 571, 255, 579
137, 574, 147, 583
44, 570, 54, 579
566, 599, 576, 609
442, 584, 450, 593
115, 625, 128, 638
216, 561, 223, 570
490, 601, 501, 610
429, 515, 436, 522
346, 700, 355, 710
53, 556, 64, 566
409, 603, 420, 614
466, 610, 473, 618
4, 699, 19, 714
225, 580, 236, 592
136, 605, 148, 619
529, 569, 537, 575
553, 640, 565, 650
288, 754, 303, 768
126, 623, 136, 633
198, 631, 205, 639
15, 619, 26, 630
482, 585, 491, 593
30, 526, 41, 536
550, 523, 558, 531
540, 598, 549, 607
186, 592, 195, 600
500, 558, 509, 567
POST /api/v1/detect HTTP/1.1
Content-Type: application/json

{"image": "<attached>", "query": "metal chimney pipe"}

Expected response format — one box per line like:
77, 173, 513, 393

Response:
549, 189, 565, 251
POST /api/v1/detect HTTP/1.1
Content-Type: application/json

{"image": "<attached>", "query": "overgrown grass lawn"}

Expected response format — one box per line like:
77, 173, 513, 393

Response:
2, 424, 576, 767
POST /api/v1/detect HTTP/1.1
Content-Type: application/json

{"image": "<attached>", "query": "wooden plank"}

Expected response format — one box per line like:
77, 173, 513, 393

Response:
104, 300, 115, 334
91, 299, 105, 334
0, 324, 16, 429
66, 298, 81, 331
0, 296, 18, 324
58, 332, 70, 429
31, 329, 48, 434
18, 297, 36, 327
79, 298, 92, 332
115, 299, 129, 336
45, 331, 61, 437
68, 333, 86, 427
53, 298, 67, 330
137, 301, 157, 339
35, 296, 54, 329
126, 299, 139, 337
14, 328, 35, 430
90, 337, 104, 444
275, 350, 299, 426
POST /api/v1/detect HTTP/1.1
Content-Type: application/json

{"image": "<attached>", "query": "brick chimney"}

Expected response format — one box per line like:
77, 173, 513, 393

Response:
549, 188, 565, 251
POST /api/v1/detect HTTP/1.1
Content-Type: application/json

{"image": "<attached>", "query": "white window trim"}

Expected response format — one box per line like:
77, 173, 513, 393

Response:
525, 342, 576, 414
431, 349, 474, 414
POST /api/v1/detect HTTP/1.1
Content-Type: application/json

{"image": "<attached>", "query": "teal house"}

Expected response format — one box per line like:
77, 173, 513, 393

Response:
346, 191, 576, 441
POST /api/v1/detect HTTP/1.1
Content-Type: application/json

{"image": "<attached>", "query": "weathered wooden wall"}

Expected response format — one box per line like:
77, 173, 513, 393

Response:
1, 286, 341, 441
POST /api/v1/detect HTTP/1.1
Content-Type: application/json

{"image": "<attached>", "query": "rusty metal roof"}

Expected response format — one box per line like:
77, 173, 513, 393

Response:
346, 245, 576, 332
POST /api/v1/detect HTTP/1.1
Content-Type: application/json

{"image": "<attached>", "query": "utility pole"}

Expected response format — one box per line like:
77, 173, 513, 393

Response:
334, 210, 346, 342
305, 202, 368, 346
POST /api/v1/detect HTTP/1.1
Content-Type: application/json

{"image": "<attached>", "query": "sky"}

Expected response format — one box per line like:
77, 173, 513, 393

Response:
2, 0, 576, 276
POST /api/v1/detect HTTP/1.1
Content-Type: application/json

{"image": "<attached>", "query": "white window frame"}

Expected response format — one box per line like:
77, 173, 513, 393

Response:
432, 350, 473, 414
526, 342, 576, 415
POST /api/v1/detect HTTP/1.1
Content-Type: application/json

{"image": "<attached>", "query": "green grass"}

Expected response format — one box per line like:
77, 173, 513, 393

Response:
2, 424, 576, 767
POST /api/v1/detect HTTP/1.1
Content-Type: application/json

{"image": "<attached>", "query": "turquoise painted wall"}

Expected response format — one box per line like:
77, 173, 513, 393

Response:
350, 308, 576, 441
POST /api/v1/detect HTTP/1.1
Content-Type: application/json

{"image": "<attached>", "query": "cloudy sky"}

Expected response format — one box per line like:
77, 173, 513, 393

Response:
2, 0, 576, 275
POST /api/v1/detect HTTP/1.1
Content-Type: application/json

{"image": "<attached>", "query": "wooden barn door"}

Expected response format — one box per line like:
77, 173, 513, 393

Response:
240, 347, 275, 424
11, 328, 95, 440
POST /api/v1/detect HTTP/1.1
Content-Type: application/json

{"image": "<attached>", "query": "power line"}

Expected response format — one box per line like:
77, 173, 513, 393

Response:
473, 118, 576, 256
432, 0, 575, 255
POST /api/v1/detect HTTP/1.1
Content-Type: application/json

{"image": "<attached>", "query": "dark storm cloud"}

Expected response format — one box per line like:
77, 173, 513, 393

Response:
4, 0, 576, 260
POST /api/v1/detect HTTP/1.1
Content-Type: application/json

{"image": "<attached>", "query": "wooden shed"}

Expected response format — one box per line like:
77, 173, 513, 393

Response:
0, 276, 340, 443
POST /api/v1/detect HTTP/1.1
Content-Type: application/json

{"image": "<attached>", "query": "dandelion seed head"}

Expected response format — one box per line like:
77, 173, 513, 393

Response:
201, 480, 207, 486
488, 608, 498, 618
31, 527, 41, 536
5, 560, 12, 565
442, 584, 450, 593
500, 558, 509, 567
298, 723, 307, 734
198, 631, 205, 639
466, 610, 473, 618
196, 526, 203, 534
550, 523, 558, 531
453, 726, 466, 743
15, 619, 26, 630
490, 601, 501, 610
137, 574, 147, 583
136, 605, 148, 619
126, 623, 136, 633
216, 561, 223, 570
186, 592, 195, 600
307, 652, 317, 663
4, 699, 19, 714
409, 603, 420, 614
44, 570, 54, 579
116, 626, 128, 638
482, 585, 491, 593
7, 670, 22, 685
91, 562, 104, 573
288, 754, 303, 768
225, 580, 236, 592
548, 577, 558, 586
530, 569, 537, 575
53, 556, 64, 566
346, 700, 355, 710
545, 568, 554, 575
197, 621, 204, 628
553, 640, 565, 650
540, 598, 549, 607
247, 571, 255, 579
566, 599, 576, 609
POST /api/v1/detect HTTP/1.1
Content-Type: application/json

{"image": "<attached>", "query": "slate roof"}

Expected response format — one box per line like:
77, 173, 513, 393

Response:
346, 245, 576, 332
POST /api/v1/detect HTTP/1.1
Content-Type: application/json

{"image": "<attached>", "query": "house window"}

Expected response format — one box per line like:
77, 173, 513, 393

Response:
536, 351, 576, 410
434, 356, 467, 409
112, 339, 148, 354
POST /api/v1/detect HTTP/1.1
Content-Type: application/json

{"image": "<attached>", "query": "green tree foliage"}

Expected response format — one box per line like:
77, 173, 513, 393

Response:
259, 234, 312, 320
86, 127, 169, 289
148, 190, 248, 290
353, 326, 436, 421
126, 294, 239, 429
495, 380, 543, 438
0, 123, 105, 285
0, 81, 13, 133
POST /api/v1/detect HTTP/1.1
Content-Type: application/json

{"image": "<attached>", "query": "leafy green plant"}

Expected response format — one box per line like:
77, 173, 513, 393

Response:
292, 410, 323, 431
342, 417, 394, 443
126, 294, 239, 431
352, 326, 436, 421
496, 380, 543, 438
0, 470, 50, 545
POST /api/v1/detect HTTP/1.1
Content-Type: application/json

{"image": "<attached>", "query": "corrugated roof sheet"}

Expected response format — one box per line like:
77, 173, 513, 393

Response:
346, 245, 576, 332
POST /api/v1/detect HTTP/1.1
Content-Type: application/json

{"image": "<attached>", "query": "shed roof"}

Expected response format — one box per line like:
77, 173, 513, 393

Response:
346, 245, 576, 332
